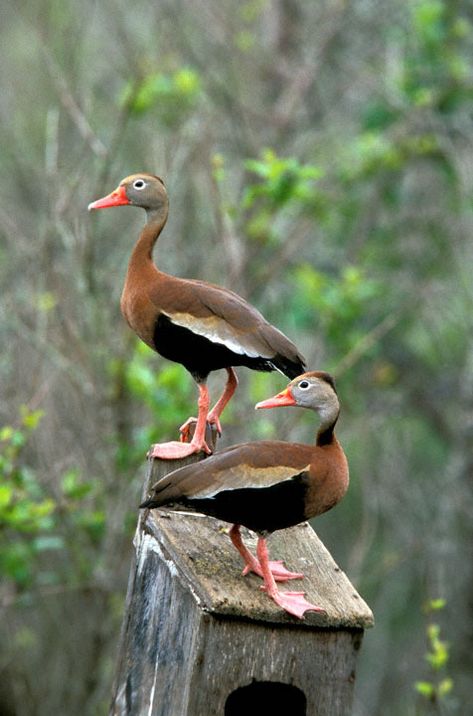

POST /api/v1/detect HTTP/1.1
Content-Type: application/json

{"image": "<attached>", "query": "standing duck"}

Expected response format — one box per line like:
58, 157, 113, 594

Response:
88, 174, 305, 459
140, 371, 349, 618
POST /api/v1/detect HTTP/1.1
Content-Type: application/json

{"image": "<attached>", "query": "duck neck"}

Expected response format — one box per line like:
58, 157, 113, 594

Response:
315, 408, 340, 447
128, 205, 168, 273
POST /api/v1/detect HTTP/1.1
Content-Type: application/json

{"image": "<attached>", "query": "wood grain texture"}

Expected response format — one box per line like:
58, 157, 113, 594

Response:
143, 510, 373, 629
187, 619, 363, 716
110, 529, 205, 716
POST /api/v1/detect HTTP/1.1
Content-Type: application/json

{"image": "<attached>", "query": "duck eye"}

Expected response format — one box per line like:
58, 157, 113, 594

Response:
298, 380, 310, 390
133, 179, 146, 190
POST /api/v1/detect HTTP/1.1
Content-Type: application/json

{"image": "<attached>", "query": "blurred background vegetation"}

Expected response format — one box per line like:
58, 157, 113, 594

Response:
1, 0, 472, 713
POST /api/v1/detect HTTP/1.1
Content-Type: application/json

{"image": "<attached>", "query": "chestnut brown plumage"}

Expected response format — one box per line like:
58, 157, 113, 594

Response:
141, 371, 349, 618
88, 174, 305, 459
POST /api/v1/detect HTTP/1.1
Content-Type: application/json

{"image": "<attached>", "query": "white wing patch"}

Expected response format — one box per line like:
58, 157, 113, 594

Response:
191, 464, 311, 500
164, 311, 267, 358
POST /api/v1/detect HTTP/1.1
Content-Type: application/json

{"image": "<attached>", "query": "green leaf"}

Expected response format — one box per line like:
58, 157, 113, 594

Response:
11, 430, 26, 448
438, 678, 453, 697
428, 598, 447, 611
120, 67, 201, 124
243, 150, 323, 210
7, 498, 56, 531
20, 408, 44, 430
426, 644, 449, 670
413, 0, 445, 44
0, 484, 12, 508
36, 292, 57, 312
427, 623, 440, 641
0, 541, 34, 585
362, 101, 399, 131
61, 470, 93, 500
0, 426, 14, 442
415, 681, 435, 697
173, 68, 201, 95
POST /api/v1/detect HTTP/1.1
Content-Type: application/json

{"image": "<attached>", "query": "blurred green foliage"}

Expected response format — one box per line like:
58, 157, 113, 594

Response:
244, 149, 324, 208
110, 344, 195, 470
290, 264, 383, 351
0, 409, 105, 590
238, 149, 328, 244
120, 67, 202, 127
0, 410, 56, 587
415, 599, 454, 706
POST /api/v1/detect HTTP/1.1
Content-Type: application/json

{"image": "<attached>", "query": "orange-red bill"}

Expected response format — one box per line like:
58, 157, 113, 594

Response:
255, 387, 296, 410
88, 184, 129, 211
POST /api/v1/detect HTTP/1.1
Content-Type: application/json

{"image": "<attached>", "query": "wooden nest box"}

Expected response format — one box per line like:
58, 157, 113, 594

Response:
110, 452, 374, 716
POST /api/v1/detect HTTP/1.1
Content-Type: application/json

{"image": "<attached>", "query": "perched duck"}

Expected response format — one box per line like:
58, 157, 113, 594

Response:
88, 174, 305, 459
140, 371, 349, 618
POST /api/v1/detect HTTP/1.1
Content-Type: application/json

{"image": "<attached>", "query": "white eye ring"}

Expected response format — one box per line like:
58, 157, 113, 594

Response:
133, 179, 146, 190
298, 380, 310, 390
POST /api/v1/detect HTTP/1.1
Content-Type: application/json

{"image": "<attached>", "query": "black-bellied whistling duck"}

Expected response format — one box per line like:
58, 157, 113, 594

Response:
140, 371, 349, 618
88, 174, 305, 460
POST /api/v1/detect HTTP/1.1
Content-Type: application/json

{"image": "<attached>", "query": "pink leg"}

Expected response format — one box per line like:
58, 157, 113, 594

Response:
229, 525, 303, 582
207, 368, 238, 435
148, 383, 212, 459
256, 537, 325, 619
180, 368, 238, 441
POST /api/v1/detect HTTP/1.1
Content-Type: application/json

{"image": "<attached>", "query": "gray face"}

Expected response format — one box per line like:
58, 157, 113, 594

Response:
122, 174, 167, 211
290, 376, 339, 419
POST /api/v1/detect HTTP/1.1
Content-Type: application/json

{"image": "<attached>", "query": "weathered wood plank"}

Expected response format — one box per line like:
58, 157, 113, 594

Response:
143, 510, 373, 629
110, 529, 205, 715
187, 619, 362, 716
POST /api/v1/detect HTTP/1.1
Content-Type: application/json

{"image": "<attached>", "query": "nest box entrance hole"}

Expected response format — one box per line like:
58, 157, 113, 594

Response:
225, 680, 307, 715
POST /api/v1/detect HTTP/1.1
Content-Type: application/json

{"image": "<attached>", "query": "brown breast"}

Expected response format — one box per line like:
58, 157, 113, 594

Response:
304, 438, 349, 520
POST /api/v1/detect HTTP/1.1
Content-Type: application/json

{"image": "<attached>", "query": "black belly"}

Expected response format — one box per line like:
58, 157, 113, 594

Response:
153, 313, 275, 382
180, 474, 309, 534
